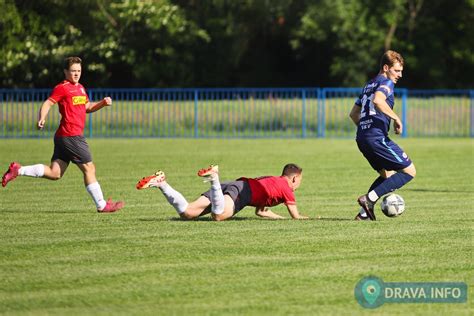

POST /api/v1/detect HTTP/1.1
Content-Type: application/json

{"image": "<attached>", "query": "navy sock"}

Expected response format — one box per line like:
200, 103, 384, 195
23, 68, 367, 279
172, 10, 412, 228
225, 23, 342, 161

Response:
368, 176, 385, 193
373, 172, 413, 198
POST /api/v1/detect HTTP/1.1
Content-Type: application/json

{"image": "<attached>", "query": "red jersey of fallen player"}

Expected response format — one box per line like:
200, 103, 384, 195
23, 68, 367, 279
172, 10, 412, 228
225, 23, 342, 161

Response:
239, 176, 296, 207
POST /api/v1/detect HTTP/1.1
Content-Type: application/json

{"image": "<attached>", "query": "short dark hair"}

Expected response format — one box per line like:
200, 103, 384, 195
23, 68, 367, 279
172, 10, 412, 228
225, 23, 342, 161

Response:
282, 163, 302, 177
380, 50, 404, 69
64, 56, 82, 70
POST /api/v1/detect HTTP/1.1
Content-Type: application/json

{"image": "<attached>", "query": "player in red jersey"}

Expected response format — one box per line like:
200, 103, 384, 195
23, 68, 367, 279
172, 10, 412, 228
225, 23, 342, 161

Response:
136, 163, 308, 221
1, 57, 123, 213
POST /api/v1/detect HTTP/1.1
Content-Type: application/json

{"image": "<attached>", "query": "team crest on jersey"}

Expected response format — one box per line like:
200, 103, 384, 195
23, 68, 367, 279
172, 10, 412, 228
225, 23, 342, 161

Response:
72, 96, 87, 105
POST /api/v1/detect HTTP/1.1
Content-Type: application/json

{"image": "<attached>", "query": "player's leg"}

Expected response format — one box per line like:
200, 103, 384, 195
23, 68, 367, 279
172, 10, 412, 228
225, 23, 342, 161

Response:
66, 135, 123, 213
78, 161, 103, 208
42, 159, 69, 180
197, 165, 234, 221
77, 161, 123, 212
182, 196, 212, 219
2, 159, 68, 187
197, 165, 225, 215
211, 195, 236, 221
356, 169, 396, 219
369, 163, 415, 200
355, 140, 382, 220
137, 171, 192, 217
364, 138, 414, 206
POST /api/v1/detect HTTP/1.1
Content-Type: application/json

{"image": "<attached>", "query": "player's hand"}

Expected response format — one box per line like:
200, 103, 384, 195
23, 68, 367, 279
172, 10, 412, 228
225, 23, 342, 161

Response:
394, 118, 403, 135
103, 97, 112, 106
37, 120, 45, 130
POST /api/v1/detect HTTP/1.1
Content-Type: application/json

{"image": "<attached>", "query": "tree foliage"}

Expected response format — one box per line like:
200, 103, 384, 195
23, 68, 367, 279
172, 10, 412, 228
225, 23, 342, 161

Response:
0, 0, 472, 88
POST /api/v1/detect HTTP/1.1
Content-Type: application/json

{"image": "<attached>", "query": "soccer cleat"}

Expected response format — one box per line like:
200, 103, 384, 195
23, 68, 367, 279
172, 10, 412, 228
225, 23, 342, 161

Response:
197, 164, 218, 182
2, 162, 21, 187
357, 194, 376, 221
354, 213, 372, 221
136, 170, 166, 190
98, 198, 124, 213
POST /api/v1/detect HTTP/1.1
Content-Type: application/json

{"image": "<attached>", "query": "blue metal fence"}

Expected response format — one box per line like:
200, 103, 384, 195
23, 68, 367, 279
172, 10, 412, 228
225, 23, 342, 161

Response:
0, 88, 472, 138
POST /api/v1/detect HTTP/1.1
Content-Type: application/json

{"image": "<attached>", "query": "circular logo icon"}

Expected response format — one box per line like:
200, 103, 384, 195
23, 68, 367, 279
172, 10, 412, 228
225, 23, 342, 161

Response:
355, 276, 384, 308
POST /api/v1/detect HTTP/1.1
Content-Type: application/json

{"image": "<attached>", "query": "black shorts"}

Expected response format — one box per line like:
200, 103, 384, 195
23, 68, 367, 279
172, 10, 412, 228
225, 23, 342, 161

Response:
52, 135, 92, 165
202, 180, 252, 213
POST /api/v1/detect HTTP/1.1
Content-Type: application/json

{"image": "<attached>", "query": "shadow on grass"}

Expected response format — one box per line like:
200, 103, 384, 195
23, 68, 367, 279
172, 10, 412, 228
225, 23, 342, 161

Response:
140, 216, 269, 222
316, 217, 354, 221
405, 188, 473, 193
139, 216, 344, 222
2, 210, 81, 214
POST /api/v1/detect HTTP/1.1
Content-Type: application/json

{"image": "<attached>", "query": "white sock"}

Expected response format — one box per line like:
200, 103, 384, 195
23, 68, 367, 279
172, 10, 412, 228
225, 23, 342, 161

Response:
368, 191, 379, 203
18, 164, 45, 177
209, 175, 225, 215
159, 183, 188, 214
86, 182, 107, 210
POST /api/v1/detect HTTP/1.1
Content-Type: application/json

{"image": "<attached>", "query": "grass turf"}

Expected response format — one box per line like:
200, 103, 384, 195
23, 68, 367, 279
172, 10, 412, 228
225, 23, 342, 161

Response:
0, 138, 472, 315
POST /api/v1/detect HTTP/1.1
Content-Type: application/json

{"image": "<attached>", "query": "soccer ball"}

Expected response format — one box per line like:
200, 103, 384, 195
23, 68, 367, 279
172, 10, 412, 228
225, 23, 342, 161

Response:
380, 194, 405, 217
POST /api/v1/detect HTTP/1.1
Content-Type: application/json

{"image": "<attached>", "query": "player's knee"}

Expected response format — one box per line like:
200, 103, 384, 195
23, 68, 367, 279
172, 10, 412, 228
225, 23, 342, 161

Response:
50, 171, 62, 180
83, 163, 96, 174
405, 164, 416, 178
410, 168, 416, 178
211, 213, 229, 221
180, 212, 197, 220
385, 170, 396, 178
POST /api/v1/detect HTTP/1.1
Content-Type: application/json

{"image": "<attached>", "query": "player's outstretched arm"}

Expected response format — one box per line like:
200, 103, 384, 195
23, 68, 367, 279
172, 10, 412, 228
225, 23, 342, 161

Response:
37, 99, 54, 130
255, 207, 285, 219
286, 204, 309, 219
86, 97, 112, 113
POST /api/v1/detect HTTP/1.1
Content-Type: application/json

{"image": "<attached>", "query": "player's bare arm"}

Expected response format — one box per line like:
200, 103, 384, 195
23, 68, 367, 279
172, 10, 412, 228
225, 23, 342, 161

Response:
37, 99, 55, 129
86, 97, 112, 113
255, 207, 285, 219
286, 204, 308, 219
349, 104, 361, 126
373, 91, 403, 134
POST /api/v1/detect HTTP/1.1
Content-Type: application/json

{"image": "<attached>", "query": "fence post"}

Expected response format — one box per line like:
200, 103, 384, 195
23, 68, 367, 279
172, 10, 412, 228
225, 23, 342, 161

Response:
88, 90, 93, 138
194, 89, 199, 138
0, 90, 4, 138
318, 88, 326, 137
302, 89, 306, 138
470, 90, 474, 138
401, 88, 408, 138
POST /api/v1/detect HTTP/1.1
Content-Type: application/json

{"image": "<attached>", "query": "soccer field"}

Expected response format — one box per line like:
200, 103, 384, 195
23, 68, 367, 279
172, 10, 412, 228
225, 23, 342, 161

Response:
0, 138, 472, 315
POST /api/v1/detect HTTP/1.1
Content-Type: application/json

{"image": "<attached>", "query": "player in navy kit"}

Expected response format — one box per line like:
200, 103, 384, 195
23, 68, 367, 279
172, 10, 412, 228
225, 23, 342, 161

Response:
349, 50, 416, 220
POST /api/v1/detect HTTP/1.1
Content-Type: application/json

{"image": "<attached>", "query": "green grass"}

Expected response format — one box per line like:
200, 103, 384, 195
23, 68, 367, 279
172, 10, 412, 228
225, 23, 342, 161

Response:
0, 138, 472, 315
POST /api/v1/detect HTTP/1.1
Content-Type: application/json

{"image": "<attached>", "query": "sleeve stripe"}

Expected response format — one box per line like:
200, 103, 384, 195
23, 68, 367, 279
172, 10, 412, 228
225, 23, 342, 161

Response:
378, 85, 392, 94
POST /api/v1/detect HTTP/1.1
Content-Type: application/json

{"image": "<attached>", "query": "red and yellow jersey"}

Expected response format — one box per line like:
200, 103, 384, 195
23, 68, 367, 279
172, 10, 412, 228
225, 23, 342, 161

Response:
48, 80, 89, 137
239, 176, 296, 207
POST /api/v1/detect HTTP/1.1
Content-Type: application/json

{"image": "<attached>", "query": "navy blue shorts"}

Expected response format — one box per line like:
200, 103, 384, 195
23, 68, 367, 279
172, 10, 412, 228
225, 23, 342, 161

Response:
356, 136, 412, 171
202, 180, 252, 213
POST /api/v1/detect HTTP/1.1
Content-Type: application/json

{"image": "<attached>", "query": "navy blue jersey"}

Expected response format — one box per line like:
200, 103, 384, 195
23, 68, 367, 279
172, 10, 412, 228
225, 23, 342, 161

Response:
355, 75, 395, 139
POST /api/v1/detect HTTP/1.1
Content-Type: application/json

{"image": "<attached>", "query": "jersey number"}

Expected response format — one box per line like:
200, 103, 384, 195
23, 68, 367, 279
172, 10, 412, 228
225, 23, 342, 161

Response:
360, 94, 376, 118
